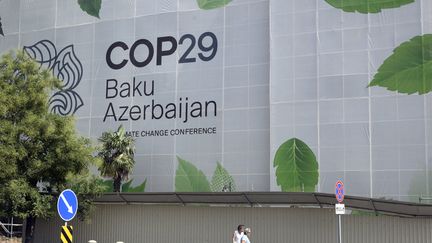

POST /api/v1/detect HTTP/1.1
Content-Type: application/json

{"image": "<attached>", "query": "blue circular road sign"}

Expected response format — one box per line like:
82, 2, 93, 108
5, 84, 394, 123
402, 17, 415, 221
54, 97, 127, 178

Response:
57, 189, 78, 222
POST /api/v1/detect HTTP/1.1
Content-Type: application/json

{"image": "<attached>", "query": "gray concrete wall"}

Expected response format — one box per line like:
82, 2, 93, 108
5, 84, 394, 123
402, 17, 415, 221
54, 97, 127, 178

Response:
33, 204, 432, 243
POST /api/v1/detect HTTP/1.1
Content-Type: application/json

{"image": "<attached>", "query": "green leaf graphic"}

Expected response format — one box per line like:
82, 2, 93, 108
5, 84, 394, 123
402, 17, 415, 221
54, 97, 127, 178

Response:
325, 0, 414, 13
175, 157, 211, 192
97, 179, 114, 192
122, 179, 147, 192
197, 0, 232, 10
369, 34, 432, 95
121, 179, 133, 192
97, 178, 147, 192
78, 0, 102, 18
210, 162, 236, 192
273, 138, 319, 192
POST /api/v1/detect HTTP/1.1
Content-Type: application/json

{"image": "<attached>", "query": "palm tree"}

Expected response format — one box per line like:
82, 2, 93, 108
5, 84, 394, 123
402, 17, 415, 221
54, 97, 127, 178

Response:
98, 125, 135, 192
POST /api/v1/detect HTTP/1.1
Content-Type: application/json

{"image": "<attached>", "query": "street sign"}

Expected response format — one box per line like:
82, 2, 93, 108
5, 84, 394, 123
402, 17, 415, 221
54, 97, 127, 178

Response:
57, 189, 78, 222
335, 180, 345, 243
335, 180, 344, 203
335, 203, 346, 215
60, 225, 73, 243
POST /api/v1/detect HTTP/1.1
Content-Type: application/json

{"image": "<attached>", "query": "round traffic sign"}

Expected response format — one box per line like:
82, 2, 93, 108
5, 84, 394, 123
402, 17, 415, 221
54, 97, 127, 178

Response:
335, 180, 344, 203
57, 189, 78, 222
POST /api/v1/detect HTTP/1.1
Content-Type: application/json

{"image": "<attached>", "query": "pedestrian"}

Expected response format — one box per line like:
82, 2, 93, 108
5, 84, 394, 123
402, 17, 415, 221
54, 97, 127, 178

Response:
233, 224, 245, 243
240, 228, 252, 243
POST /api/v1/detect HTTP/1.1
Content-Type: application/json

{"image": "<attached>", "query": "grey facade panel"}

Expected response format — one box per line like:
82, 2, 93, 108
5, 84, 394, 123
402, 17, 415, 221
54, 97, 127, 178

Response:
33, 205, 432, 243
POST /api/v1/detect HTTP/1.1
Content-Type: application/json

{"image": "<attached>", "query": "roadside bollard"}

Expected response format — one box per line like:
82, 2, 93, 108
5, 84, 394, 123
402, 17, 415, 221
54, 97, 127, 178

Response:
88, 241, 97, 243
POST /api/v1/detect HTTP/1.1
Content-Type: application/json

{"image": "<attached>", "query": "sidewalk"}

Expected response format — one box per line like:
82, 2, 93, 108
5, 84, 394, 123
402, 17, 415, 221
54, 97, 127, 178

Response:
0, 236, 21, 243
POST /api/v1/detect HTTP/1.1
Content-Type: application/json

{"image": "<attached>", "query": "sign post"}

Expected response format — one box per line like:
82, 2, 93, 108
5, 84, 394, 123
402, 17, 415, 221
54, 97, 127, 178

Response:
61, 225, 73, 243
335, 180, 345, 243
57, 189, 78, 243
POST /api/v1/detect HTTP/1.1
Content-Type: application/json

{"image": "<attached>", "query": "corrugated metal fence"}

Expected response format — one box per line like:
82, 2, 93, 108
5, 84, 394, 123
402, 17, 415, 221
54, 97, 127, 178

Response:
33, 205, 432, 243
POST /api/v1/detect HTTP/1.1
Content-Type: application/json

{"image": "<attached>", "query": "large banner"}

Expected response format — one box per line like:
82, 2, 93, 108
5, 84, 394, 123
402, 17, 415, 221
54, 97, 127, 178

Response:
0, 0, 431, 202
0, 0, 271, 193
270, 0, 432, 202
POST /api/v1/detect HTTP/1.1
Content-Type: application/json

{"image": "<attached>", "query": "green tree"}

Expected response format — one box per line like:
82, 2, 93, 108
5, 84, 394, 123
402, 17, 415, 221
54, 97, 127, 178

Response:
0, 51, 100, 242
98, 125, 135, 192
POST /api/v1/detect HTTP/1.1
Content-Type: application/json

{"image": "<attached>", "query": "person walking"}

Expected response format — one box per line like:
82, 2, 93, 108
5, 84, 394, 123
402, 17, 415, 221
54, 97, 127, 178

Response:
240, 228, 252, 243
233, 225, 245, 243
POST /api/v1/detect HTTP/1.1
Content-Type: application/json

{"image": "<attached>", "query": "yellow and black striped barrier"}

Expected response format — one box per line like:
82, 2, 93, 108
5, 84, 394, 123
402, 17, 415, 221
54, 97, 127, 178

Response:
60, 225, 73, 243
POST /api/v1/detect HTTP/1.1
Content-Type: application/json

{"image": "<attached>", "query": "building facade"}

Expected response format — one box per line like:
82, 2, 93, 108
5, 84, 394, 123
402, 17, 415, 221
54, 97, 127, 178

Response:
0, 0, 431, 201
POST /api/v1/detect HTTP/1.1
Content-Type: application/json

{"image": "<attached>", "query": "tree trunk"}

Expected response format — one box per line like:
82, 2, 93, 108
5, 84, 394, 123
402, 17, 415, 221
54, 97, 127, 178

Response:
113, 176, 122, 192
24, 215, 36, 243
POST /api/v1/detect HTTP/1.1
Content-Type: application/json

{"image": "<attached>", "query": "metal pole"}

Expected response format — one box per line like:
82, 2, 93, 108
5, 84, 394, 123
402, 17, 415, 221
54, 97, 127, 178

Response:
10, 217, 13, 238
337, 214, 342, 243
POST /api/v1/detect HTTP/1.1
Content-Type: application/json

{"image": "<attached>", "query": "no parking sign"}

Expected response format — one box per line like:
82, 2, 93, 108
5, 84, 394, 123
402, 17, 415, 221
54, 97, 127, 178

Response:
335, 180, 344, 203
